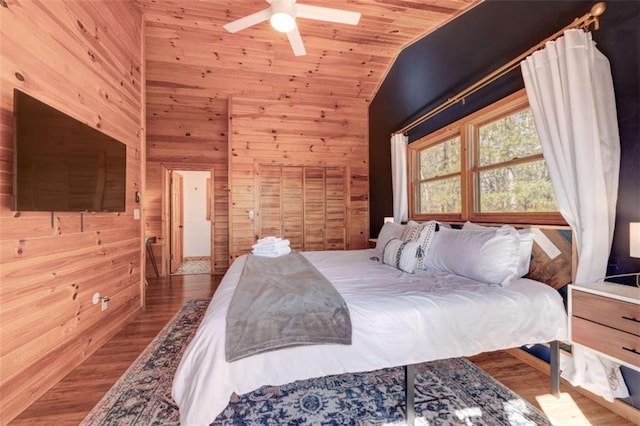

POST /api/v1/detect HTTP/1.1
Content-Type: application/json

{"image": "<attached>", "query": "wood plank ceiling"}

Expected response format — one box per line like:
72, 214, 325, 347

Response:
133, 0, 479, 105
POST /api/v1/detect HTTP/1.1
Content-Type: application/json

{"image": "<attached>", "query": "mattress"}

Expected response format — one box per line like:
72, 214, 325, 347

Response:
173, 249, 568, 425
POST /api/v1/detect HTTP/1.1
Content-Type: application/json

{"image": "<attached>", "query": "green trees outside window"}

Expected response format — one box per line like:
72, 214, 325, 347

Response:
409, 90, 562, 224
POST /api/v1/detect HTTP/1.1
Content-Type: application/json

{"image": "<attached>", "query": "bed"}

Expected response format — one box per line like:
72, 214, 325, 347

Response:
173, 224, 570, 425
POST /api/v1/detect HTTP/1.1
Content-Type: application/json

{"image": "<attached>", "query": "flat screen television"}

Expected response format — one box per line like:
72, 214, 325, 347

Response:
13, 89, 127, 212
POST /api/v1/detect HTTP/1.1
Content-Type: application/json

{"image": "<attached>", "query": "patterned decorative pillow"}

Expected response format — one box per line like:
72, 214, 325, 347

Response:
381, 238, 422, 274
402, 221, 438, 269
402, 220, 423, 241
374, 222, 406, 258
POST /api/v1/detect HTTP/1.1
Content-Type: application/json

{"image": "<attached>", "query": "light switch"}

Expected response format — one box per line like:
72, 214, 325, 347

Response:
133, 209, 140, 220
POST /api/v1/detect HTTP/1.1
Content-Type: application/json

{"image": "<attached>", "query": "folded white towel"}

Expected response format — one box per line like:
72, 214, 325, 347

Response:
252, 239, 290, 250
264, 240, 290, 248
253, 244, 290, 253
257, 236, 281, 244
252, 246, 291, 257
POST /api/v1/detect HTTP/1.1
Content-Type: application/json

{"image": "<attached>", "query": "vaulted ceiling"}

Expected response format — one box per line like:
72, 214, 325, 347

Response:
132, 0, 480, 105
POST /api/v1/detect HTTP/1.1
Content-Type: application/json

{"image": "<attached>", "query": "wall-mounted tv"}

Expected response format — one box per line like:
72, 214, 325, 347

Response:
13, 89, 127, 212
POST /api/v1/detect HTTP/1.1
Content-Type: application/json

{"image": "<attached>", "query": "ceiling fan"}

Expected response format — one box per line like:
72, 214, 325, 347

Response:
223, 0, 361, 56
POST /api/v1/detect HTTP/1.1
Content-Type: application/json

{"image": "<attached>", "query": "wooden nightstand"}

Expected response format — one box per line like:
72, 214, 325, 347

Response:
569, 282, 640, 371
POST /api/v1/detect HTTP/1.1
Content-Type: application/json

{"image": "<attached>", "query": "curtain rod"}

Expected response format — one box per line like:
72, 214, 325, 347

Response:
396, 2, 607, 136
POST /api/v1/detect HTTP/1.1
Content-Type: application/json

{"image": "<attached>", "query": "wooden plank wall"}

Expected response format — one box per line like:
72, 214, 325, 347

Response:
229, 97, 369, 260
0, 1, 143, 422
142, 7, 380, 274
144, 117, 228, 275
142, 11, 234, 275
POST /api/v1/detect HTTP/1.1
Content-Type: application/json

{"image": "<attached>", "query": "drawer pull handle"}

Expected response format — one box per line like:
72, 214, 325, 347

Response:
621, 315, 640, 323
622, 347, 640, 356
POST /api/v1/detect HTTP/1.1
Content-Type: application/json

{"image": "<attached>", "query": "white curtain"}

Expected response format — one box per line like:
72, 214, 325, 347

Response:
521, 29, 626, 401
390, 133, 409, 224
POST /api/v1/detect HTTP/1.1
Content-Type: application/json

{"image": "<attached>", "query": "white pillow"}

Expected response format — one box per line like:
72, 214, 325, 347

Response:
402, 221, 438, 270
382, 238, 422, 274
375, 222, 406, 258
423, 226, 520, 286
462, 221, 534, 277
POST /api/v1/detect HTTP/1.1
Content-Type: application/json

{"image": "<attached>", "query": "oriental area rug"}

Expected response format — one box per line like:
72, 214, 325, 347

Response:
81, 299, 551, 425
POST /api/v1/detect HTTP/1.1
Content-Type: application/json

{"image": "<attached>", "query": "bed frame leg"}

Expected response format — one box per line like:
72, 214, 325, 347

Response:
550, 340, 560, 398
405, 364, 415, 426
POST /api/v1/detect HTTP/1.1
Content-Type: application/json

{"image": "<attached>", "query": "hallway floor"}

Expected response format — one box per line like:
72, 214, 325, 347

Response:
172, 259, 211, 275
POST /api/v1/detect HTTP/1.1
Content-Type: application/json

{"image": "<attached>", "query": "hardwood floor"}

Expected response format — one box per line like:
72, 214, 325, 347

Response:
10, 274, 220, 425
469, 352, 636, 425
11, 273, 634, 425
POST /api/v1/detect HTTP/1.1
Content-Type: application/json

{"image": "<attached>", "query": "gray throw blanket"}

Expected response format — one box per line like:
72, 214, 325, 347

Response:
225, 251, 352, 362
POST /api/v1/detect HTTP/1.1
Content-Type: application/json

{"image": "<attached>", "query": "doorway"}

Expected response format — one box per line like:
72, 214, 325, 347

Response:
170, 171, 184, 273
162, 166, 214, 276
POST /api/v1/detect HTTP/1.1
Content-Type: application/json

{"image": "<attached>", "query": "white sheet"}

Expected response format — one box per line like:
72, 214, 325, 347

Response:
173, 249, 568, 425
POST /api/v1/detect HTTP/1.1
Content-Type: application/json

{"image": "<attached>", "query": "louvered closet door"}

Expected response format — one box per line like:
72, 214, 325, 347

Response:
282, 167, 304, 250
257, 165, 347, 251
258, 166, 282, 238
303, 167, 326, 251
325, 167, 346, 250
257, 165, 304, 250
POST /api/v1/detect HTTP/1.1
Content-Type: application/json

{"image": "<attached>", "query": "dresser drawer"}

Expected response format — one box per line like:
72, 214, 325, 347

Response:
572, 317, 640, 368
572, 291, 640, 336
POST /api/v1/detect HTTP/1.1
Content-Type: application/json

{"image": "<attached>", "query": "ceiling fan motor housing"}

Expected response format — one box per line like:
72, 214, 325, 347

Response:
270, 0, 297, 33
223, 0, 360, 56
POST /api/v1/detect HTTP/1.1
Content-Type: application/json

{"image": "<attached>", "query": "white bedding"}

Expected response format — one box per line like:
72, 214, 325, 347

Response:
173, 249, 568, 425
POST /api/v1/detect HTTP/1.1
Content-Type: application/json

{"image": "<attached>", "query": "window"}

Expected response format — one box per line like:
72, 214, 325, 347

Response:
414, 133, 463, 218
409, 90, 563, 224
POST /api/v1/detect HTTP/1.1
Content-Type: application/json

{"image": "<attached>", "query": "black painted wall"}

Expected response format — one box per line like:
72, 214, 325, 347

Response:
369, 0, 640, 281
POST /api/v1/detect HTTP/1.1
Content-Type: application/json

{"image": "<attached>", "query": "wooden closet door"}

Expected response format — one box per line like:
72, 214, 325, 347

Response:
325, 167, 347, 250
282, 167, 304, 250
303, 167, 326, 251
257, 165, 347, 252
258, 165, 282, 238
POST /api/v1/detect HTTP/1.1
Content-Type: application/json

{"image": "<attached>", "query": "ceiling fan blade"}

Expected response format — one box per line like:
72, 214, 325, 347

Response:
223, 8, 271, 33
295, 4, 361, 25
286, 28, 307, 56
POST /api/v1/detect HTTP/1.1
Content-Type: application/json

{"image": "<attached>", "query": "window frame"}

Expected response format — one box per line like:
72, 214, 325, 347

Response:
408, 89, 565, 225
409, 125, 466, 222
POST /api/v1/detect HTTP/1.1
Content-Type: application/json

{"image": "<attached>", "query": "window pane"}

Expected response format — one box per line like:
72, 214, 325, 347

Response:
477, 160, 557, 212
419, 136, 461, 179
417, 177, 461, 214
478, 108, 541, 166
